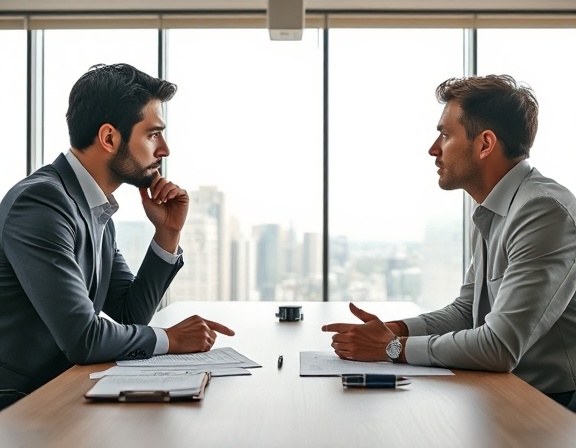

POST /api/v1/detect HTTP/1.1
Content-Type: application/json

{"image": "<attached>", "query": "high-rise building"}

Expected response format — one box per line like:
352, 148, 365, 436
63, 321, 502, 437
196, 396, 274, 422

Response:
329, 235, 349, 301
229, 216, 251, 301
114, 220, 154, 272
302, 232, 321, 278
420, 214, 463, 312
253, 224, 282, 301
170, 186, 229, 301
301, 231, 323, 301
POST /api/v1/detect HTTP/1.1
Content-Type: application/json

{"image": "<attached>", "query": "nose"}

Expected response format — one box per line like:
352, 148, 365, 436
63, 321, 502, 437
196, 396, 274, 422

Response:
155, 135, 170, 158
428, 137, 440, 157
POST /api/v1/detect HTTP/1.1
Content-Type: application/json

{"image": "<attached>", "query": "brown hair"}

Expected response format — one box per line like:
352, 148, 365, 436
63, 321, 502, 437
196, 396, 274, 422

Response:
436, 74, 538, 159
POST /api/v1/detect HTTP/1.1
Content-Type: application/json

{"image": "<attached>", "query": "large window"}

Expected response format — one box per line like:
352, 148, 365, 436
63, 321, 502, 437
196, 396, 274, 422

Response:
166, 29, 324, 302
43, 29, 159, 270
8, 18, 572, 306
478, 29, 576, 195
0, 30, 26, 198
329, 29, 464, 311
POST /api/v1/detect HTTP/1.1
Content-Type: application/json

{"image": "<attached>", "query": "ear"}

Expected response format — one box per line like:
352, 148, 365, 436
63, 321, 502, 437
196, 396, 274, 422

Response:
97, 124, 120, 154
477, 130, 497, 160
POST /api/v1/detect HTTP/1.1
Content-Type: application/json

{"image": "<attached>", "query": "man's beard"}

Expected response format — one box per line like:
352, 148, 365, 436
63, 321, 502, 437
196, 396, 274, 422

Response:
108, 140, 158, 189
438, 141, 476, 192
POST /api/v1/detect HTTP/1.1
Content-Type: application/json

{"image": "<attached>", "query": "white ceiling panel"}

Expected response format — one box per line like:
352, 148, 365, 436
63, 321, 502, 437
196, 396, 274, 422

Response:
0, 1, 575, 13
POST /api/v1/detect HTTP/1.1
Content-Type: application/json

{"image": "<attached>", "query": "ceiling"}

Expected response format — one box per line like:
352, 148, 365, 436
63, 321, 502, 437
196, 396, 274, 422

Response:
1, 0, 575, 13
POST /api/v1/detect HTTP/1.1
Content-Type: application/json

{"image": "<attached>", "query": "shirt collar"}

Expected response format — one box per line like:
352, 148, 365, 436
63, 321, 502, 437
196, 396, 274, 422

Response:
480, 159, 532, 218
65, 150, 118, 215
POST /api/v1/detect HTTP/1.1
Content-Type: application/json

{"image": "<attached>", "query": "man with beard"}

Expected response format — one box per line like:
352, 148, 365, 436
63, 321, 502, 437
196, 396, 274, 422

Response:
323, 74, 576, 411
0, 63, 234, 409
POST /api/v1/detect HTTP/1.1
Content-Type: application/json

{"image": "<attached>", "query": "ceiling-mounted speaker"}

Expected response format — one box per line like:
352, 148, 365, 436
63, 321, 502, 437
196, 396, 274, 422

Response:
267, 0, 304, 41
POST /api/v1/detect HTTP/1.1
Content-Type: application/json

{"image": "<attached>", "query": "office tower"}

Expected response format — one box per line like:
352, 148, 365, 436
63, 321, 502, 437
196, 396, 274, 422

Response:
301, 231, 322, 301
302, 232, 321, 278
253, 224, 282, 301
114, 220, 154, 272
276, 223, 300, 301
171, 186, 229, 301
420, 213, 463, 312
329, 235, 349, 301
330, 235, 349, 269
386, 245, 421, 302
229, 216, 251, 301
284, 224, 298, 279
386, 246, 409, 300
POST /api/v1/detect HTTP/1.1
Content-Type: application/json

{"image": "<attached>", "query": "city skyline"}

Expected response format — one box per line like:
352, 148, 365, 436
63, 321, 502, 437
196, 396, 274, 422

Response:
115, 184, 463, 310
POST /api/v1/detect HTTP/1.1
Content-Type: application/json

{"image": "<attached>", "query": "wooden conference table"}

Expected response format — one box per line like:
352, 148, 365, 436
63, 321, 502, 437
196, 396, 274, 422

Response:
1, 301, 576, 448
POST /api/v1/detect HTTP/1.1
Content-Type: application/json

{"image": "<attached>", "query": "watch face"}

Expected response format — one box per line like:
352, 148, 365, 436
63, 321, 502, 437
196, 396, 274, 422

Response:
386, 338, 402, 359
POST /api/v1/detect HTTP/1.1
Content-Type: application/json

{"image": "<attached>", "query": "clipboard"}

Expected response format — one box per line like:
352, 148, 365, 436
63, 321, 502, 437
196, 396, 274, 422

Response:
85, 371, 211, 402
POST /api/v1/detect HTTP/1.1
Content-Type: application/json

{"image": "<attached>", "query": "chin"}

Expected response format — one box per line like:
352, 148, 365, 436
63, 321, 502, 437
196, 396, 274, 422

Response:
141, 175, 156, 188
437, 177, 451, 191
438, 181, 458, 192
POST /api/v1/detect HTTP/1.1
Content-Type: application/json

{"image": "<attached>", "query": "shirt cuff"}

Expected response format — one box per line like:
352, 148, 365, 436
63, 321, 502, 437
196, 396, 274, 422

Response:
152, 327, 169, 355
150, 239, 182, 265
403, 317, 429, 336
405, 335, 433, 366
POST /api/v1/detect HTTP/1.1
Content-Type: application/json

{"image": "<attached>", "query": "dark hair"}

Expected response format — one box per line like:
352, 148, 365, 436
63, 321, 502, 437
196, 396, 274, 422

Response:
435, 74, 538, 159
66, 63, 177, 150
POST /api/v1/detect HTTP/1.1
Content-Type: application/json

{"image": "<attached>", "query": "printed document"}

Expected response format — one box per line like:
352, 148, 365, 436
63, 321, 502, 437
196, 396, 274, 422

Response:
117, 347, 261, 369
90, 366, 250, 380
300, 351, 453, 376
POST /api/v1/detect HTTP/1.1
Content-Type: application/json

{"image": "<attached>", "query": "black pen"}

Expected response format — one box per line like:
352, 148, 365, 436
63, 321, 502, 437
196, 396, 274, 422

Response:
341, 374, 411, 388
277, 355, 283, 369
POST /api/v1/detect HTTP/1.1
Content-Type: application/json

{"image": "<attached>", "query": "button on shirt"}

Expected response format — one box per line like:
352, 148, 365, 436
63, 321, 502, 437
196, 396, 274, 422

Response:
65, 151, 171, 355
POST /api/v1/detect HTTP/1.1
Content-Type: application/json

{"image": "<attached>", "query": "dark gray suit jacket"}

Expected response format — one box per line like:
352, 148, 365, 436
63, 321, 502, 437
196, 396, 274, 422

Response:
0, 154, 183, 402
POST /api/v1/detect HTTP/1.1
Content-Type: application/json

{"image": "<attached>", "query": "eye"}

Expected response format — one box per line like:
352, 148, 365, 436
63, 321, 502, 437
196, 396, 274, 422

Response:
150, 131, 162, 140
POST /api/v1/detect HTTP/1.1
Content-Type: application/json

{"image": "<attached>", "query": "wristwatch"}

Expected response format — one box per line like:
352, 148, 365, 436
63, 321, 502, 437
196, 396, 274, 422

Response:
386, 336, 402, 362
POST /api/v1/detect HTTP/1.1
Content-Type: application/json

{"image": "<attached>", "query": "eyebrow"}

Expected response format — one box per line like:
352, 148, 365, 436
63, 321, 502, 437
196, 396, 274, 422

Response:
146, 125, 166, 132
436, 124, 445, 132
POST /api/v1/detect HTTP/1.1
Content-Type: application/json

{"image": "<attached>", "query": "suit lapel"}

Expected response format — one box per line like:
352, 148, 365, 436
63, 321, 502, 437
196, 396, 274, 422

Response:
93, 228, 113, 313
51, 154, 99, 299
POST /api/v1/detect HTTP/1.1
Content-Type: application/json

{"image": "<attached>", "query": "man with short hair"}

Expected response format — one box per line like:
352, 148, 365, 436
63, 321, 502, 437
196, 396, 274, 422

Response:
0, 63, 234, 410
323, 74, 576, 410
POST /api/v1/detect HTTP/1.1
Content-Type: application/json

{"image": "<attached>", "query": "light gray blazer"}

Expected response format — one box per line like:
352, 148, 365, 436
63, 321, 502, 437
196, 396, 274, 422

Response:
404, 161, 576, 394
0, 154, 183, 396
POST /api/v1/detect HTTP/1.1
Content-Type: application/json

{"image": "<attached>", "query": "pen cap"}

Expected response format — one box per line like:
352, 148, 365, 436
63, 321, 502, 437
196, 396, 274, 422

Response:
275, 305, 303, 322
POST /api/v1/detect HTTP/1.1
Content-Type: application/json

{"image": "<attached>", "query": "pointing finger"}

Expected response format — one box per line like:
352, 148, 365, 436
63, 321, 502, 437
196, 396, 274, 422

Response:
322, 323, 357, 333
202, 318, 235, 336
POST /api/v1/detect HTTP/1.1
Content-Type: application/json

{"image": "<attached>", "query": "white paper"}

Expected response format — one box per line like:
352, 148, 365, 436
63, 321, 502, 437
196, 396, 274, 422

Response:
85, 372, 207, 398
116, 347, 261, 369
90, 366, 251, 380
300, 351, 454, 376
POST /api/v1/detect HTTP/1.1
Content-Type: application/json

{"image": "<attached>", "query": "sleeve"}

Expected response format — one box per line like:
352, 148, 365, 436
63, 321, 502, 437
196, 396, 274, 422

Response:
405, 196, 576, 371
101, 228, 183, 326
2, 183, 180, 364
152, 327, 170, 355
150, 238, 182, 264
